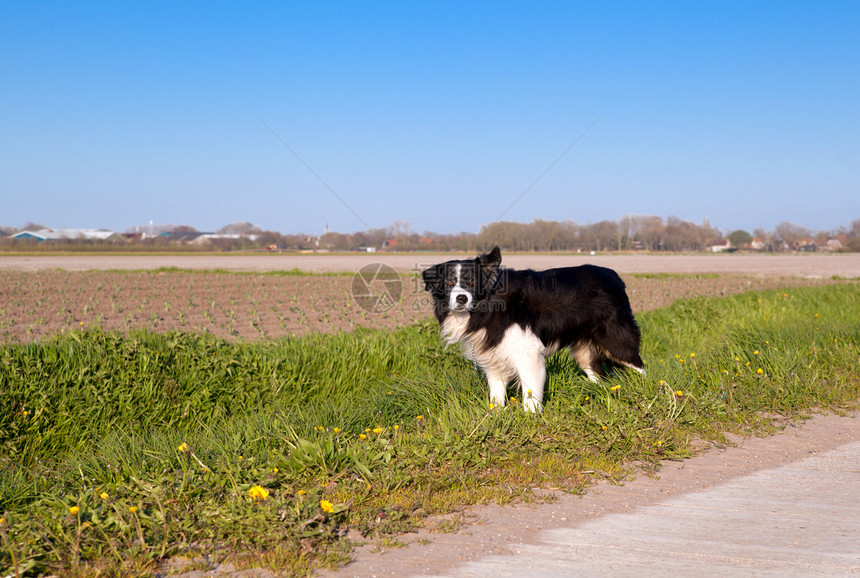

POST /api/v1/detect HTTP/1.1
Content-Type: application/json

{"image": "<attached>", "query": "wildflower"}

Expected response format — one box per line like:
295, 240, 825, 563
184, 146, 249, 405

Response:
393, 424, 399, 430
359, 434, 367, 440
69, 506, 80, 515
601, 425, 607, 431
128, 506, 138, 514
273, 468, 279, 474
610, 385, 621, 392
488, 403, 495, 410
333, 427, 340, 433
416, 415, 424, 421
365, 428, 371, 433
178, 442, 189, 452
247, 485, 269, 501
297, 489, 306, 496
753, 350, 759, 355
675, 390, 684, 397
100, 492, 109, 500
372, 427, 383, 434
757, 368, 764, 375
690, 352, 696, 358
584, 395, 590, 402
320, 499, 334, 513
22, 410, 29, 417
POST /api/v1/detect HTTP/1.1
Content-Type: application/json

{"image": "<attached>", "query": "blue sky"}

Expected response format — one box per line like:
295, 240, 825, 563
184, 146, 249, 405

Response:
2, 1, 858, 235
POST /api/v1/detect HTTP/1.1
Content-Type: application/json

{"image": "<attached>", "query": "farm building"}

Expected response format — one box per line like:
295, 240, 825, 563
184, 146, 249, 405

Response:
11, 228, 120, 241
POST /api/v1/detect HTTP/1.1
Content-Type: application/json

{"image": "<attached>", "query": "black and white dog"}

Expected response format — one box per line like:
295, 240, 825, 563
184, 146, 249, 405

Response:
422, 246, 644, 412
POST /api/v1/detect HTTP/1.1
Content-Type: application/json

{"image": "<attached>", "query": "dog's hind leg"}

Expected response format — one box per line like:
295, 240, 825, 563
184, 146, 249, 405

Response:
570, 342, 601, 382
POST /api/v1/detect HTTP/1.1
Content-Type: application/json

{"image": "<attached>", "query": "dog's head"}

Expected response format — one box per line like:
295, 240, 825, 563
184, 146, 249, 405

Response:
422, 246, 502, 315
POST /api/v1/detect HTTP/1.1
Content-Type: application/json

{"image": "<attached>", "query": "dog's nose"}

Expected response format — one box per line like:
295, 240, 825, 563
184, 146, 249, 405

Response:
456, 294, 468, 305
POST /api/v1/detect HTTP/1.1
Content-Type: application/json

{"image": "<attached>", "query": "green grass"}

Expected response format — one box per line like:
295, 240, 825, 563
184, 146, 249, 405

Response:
2, 284, 859, 576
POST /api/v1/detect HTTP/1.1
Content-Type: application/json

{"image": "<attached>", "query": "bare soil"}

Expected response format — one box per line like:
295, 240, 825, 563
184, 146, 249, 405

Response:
0, 269, 840, 343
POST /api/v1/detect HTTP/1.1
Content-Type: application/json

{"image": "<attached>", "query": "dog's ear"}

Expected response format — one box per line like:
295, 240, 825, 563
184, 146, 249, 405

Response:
422, 264, 442, 292
478, 246, 502, 271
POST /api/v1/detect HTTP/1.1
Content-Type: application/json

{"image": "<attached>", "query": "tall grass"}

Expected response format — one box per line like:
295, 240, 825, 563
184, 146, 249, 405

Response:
1, 284, 858, 576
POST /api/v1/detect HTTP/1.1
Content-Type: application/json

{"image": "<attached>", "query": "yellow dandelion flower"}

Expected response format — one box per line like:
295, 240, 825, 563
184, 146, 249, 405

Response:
359, 433, 367, 440
372, 427, 383, 434
584, 395, 590, 401
273, 467, 279, 474
178, 442, 189, 452
757, 368, 764, 374
675, 390, 684, 397
610, 385, 621, 391
416, 415, 424, 421
365, 428, 371, 433
601, 425, 607, 431
100, 492, 109, 500
333, 427, 340, 433
69, 506, 80, 515
393, 424, 399, 430
753, 350, 759, 355
690, 352, 696, 358
320, 499, 334, 513
128, 506, 138, 514
247, 485, 269, 501
297, 489, 306, 496
488, 403, 495, 410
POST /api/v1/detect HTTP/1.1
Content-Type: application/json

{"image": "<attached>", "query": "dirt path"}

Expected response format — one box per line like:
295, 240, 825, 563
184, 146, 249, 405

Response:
2, 252, 860, 277
323, 412, 860, 577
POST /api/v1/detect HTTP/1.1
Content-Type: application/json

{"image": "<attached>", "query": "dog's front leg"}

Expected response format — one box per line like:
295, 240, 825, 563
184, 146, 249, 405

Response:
518, 359, 546, 413
486, 371, 507, 407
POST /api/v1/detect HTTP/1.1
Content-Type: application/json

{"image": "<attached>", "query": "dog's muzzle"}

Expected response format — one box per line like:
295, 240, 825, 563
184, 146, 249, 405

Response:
449, 289, 472, 312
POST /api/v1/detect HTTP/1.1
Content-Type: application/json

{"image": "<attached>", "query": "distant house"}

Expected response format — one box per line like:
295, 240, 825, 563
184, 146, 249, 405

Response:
749, 237, 766, 251
158, 231, 208, 243
795, 238, 818, 252
11, 228, 119, 241
707, 239, 732, 253
825, 234, 848, 252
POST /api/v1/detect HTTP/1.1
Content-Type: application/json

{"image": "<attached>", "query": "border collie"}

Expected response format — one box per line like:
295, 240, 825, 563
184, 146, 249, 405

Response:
422, 246, 644, 412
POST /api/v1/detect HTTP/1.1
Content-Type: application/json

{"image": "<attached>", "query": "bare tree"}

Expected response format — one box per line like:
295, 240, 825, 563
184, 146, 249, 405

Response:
774, 222, 810, 250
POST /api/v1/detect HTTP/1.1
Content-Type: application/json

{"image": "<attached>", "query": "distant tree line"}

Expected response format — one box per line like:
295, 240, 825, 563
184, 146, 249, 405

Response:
2, 216, 859, 253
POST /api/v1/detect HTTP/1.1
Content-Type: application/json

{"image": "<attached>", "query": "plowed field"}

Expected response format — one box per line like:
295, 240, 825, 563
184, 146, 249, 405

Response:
0, 268, 838, 343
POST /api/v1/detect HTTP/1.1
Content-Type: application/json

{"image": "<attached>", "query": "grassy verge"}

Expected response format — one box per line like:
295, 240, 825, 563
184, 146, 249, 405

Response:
2, 284, 859, 576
